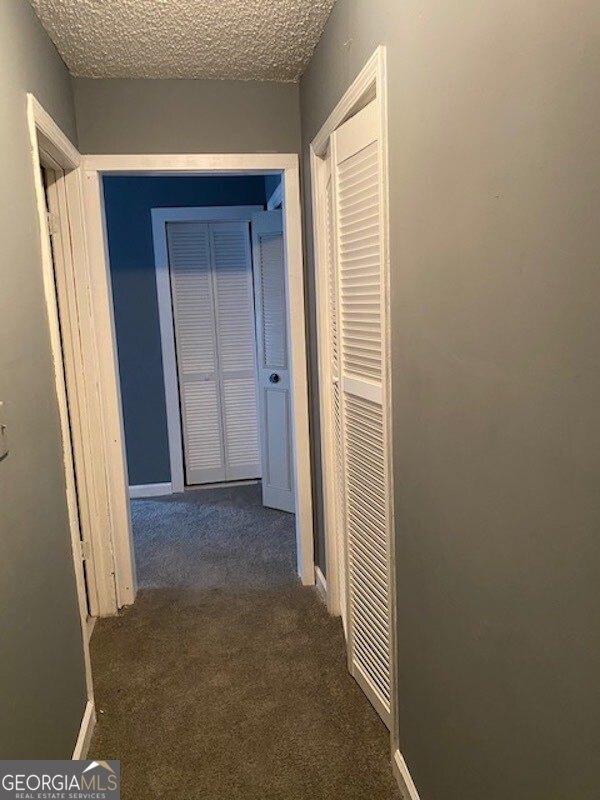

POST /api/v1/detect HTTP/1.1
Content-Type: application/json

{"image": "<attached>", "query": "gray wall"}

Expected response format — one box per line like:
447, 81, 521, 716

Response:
0, 1, 86, 757
300, 2, 600, 798
103, 175, 267, 486
74, 78, 301, 154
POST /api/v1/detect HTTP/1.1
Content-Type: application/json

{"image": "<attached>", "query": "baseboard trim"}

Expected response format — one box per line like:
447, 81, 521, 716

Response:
392, 750, 421, 800
72, 700, 96, 760
314, 566, 327, 604
129, 482, 172, 499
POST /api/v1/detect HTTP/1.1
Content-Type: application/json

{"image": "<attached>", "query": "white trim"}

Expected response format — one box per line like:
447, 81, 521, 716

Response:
84, 154, 296, 173
309, 45, 399, 741
310, 149, 342, 618
82, 153, 315, 587
82, 169, 137, 610
314, 566, 327, 604
27, 96, 96, 728
266, 180, 283, 210
151, 205, 263, 493
129, 482, 173, 498
28, 95, 80, 167
72, 700, 96, 760
392, 751, 422, 800
281, 166, 315, 584
153, 219, 184, 493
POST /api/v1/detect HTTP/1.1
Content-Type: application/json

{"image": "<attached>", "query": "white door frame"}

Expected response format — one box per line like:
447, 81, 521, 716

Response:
82, 154, 315, 589
309, 45, 411, 792
151, 205, 264, 494
27, 95, 97, 755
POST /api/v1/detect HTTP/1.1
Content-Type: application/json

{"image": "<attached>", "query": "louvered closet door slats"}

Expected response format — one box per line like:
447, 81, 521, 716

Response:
211, 222, 260, 479
257, 234, 287, 369
337, 136, 381, 385
333, 99, 392, 725
326, 168, 339, 376
167, 221, 225, 483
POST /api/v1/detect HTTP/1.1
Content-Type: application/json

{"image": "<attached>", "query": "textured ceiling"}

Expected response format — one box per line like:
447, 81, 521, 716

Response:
29, 0, 335, 82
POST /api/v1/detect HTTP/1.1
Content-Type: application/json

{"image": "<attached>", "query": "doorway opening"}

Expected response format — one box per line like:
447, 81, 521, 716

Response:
100, 173, 297, 586
83, 158, 313, 609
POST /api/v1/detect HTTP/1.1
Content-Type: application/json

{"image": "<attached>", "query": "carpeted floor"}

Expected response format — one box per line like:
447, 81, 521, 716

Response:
89, 484, 401, 799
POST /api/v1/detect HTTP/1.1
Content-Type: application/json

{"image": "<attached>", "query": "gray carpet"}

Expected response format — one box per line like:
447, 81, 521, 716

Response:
89, 484, 401, 799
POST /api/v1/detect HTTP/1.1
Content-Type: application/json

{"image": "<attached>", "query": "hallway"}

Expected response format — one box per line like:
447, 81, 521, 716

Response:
89, 485, 400, 799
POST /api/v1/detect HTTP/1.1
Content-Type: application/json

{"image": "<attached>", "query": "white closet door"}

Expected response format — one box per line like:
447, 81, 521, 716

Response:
251, 210, 295, 513
325, 148, 348, 636
167, 221, 225, 484
332, 99, 393, 726
210, 222, 261, 480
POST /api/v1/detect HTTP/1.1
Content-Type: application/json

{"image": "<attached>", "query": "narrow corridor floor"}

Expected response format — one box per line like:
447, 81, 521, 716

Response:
89, 484, 400, 799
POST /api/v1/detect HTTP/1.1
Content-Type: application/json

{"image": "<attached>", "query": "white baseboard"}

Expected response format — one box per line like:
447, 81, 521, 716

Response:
72, 700, 96, 759
392, 750, 421, 800
314, 566, 327, 604
129, 482, 172, 499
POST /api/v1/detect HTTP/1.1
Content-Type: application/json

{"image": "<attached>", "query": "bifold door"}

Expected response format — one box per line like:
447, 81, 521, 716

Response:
167, 220, 261, 485
324, 149, 348, 635
251, 210, 295, 514
329, 100, 393, 726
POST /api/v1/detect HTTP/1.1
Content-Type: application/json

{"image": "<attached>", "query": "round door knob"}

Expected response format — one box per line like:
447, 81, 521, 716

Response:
269, 373, 280, 384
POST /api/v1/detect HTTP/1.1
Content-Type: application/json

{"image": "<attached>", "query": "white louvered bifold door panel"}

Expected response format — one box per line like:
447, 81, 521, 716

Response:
167, 221, 225, 484
210, 222, 261, 480
325, 147, 348, 635
251, 210, 295, 513
332, 99, 393, 727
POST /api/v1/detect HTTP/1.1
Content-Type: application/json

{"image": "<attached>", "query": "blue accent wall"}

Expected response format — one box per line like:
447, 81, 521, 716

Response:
103, 175, 268, 486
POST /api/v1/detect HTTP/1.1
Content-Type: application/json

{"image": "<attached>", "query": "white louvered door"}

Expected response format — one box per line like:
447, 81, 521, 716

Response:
251, 210, 295, 513
211, 222, 261, 480
167, 220, 260, 485
324, 147, 348, 636
331, 99, 393, 727
167, 222, 223, 484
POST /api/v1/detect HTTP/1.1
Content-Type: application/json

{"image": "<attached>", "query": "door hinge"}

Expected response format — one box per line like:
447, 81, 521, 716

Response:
80, 540, 91, 561
47, 211, 59, 237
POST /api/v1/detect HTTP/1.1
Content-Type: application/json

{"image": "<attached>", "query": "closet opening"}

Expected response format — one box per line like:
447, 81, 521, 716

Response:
94, 167, 312, 598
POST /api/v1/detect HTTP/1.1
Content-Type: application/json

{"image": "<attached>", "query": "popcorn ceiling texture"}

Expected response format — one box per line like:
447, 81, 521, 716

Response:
29, 0, 336, 82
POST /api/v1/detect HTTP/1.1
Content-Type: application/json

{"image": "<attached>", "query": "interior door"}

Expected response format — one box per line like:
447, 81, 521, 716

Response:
167, 220, 260, 485
251, 210, 295, 513
210, 222, 261, 481
332, 99, 393, 727
324, 148, 348, 636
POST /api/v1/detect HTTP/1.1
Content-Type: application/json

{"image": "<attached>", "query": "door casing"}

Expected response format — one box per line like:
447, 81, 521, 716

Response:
27, 94, 97, 752
151, 205, 263, 493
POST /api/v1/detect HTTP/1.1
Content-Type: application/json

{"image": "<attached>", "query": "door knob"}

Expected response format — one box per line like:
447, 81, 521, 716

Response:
269, 373, 280, 384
